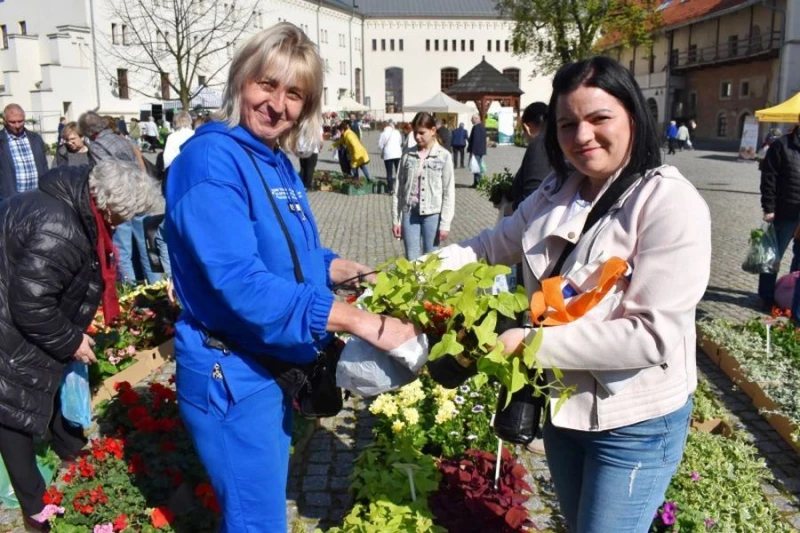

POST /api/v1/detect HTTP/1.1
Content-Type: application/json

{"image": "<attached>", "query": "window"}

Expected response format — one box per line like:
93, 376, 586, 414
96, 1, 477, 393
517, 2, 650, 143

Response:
728, 35, 738, 57
399, 39, 403, 51
112, 23, 119, 45
452, 39, 456, 51
670, 48, 678, 67
469, 40, 474, 52
426, 39, 430, 51
740, 80, 750, 98
226, 41, 232, 58
18, 21, 26, 35
440, 67, 458, 91
355, 67, 361, 102
390, 39, 395, 51
435, 40, 439, 51
538, 41, 544, 53
160, 72, 170, 100
323, 87, 328, 105
720, 80, 732, 99
716, 112, 728, 137
198, 75, 207, 86
495, 40, 500, 52
687, 44, 697, 63
502, 68, 520, 87
381, 39, 385, 51
385, 67, 403, 113
504, 40, 509, 52
461, 39, 465, 51
117, 69, 129, 99
372, 39, 377, 51
648, 51, 655, 73
1, 25, 7, 49
688, 91, 697, 115
444, 40, 448, 51
122, 25, 128, 45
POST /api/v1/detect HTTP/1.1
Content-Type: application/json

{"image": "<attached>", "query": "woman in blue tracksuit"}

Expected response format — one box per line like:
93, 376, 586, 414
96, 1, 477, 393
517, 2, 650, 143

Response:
165, 23, 419, 532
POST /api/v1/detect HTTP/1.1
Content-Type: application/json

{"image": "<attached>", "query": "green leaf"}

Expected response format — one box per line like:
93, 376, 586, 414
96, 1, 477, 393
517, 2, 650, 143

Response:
472, 310, 498, 348
522, 327, 543, 368
428, 330, 464, 361
509, 357, 527, 394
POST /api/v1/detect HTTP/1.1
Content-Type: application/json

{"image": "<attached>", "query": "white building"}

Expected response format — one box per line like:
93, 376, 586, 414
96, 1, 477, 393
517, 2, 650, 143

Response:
0, 0, 552, 143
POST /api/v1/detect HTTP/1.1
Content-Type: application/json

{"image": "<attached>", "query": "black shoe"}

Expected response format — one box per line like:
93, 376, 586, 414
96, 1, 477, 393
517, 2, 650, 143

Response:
24, 516, 51, 532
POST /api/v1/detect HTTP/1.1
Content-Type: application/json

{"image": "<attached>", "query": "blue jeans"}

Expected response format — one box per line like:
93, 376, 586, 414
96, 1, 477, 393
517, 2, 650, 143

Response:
543, 396, 693, 533
179, 369, 292, 532
758, 216, 800, 304
352, 163, 371, 182
113, 216, 160, 285
155, 220, 171, 277
402, 208, 440, 261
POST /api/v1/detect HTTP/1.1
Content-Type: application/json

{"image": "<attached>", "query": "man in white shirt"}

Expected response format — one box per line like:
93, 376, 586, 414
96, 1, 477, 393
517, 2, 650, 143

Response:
378, 120, 403, 193
163, 111, 194, 168
677, 122, 691, 150
142, 116, 160, 152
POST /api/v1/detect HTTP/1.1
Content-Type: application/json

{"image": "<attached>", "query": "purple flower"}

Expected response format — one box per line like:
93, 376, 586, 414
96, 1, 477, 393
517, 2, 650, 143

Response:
471, 405, 485, 413
663, 501, 678, 515
660, 510, 676, 526
691, 470, 701, 482
704, 518, 717, 529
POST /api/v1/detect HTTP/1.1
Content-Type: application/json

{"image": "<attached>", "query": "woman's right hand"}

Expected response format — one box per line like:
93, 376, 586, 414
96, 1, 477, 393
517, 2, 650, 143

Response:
328, 301, 420, 352
368, 315, 421, 353
73, 334, 97, 365
392, 224, 402, 239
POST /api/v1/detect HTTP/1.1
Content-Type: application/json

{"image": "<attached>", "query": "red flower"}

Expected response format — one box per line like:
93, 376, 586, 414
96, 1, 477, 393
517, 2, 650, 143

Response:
42, 487, 63, 505
87, 324, 98, 335
114, 381, 132, 392
150, 507, 174, 529
128, 405, 149, 424
195, 483, 221, 513
155, 418, 180, 432
119, 388, 141, 406
127, 454, 146, 475
105, 438, 125, 459
89, 485, 108, 504
113, 513, 128, 531
78, 457, 95, 478
134, 415, 157, 432
345, 295, 358, 304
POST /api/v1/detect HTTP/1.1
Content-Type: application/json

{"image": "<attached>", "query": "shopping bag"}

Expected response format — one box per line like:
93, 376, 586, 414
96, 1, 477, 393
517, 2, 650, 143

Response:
336, 334, 429, 397
774, 271, 800, 310
469, 154, 481, 174
742, 223, 781, 274
0, 445, 57, 509
60, 361, 92, 428
480, 158, 487, 174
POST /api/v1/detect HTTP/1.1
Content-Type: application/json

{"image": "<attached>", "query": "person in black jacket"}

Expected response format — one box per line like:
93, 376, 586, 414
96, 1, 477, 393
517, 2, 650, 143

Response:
511, 102, 550, 210
467, 114, 487, 187
0, 161, 161, 531
759, 125, 800, 307
436, 118, 452, 151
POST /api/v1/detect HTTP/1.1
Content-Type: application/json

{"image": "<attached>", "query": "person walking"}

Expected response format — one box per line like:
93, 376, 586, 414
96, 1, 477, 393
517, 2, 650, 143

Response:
666, 120, 678, 155
331, 120, 372, 182
511, 102, 550, 210
677, 122, 690, 150
436, 56, 710, 533
298, 126, 322, 190
142, 116, 160, 152
392, 112, 455, 261
0, 161, 161, 532
760, 124, 800, 309
436, 118, 452, 151
451, 122, 467, 168
129, 118, 142, 148
349, 113, 361, 138
164, 23, 420, 532
162, 110, 195, 169
57, 117, 66, 145
467, 114, 487, 187
117, 116, 129, 138
378, 120, 403, 193
0, 104, 49, 201
54, 122, 90, 167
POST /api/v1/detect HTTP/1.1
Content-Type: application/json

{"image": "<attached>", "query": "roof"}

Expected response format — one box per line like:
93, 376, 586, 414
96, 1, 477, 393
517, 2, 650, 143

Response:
405, 92, 477, 113
597, 0, 756, 49
353, 0, 504, 18
445, 58, 524, 96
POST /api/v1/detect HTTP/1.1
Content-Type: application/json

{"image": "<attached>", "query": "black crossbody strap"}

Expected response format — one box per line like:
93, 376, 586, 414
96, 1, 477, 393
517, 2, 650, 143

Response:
550, 171, 641, 276
243, 148, 305, 284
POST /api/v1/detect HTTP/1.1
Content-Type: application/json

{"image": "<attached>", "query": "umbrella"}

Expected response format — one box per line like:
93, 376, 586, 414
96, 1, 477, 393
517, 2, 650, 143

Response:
404, 92, 476, 114
755, 92, 800, 124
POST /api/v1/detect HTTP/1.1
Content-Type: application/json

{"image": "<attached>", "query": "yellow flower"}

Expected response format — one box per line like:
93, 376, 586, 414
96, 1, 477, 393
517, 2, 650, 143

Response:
391, 420, 406, 433
435, 400, 458, 424
369, 394, 398, 417
434, 385, 457, 402
402, 407, 420, 426
397, 380, 425, 406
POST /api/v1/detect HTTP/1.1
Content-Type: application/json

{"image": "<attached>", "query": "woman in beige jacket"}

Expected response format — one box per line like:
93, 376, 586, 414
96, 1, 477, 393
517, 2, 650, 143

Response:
437, 56, 711, 532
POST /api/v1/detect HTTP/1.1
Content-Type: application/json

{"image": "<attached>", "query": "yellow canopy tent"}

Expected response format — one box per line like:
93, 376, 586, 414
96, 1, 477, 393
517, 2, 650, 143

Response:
755, 92, 800, 123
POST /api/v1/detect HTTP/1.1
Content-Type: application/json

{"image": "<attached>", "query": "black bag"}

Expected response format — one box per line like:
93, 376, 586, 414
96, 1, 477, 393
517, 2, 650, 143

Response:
493, 170, 642, 442
202, 148, 343, 419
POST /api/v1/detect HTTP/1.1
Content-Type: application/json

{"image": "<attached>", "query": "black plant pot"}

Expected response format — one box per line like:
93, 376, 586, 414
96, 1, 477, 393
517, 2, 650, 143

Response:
493, 383, 545, 445
427, 354, 478, 389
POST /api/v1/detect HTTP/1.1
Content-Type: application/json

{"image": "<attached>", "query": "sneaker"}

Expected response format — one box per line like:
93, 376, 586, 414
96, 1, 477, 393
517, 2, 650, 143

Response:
525, 437, 546, 455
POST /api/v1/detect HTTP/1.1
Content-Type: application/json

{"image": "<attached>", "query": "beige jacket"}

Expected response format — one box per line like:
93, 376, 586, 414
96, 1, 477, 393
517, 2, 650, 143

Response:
437, 165, 711, 431
392, 142, 455, 231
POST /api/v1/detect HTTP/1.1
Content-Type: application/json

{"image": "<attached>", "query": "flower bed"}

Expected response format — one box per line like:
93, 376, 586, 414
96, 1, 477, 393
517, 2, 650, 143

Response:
696, 317, 800, 452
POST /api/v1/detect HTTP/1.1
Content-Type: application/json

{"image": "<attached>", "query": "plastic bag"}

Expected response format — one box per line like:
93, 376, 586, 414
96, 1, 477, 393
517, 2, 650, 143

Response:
60, 361, 92, 428
0, 446, 57, 509
469, 155, 481, 174
480, 158, 487, 174
742, 223, 781, 274
336, 334, 429, 397
774, 271, 800, 310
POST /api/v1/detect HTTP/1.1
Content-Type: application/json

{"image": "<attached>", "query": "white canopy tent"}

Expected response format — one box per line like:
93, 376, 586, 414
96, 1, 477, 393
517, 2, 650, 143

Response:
324, 96, 370, 113
404, 92, 477, 114
162, 86, 223, 110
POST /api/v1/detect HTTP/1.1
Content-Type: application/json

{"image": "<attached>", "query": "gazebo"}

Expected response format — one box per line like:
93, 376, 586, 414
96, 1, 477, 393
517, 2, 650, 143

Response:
445, 57, 523, 121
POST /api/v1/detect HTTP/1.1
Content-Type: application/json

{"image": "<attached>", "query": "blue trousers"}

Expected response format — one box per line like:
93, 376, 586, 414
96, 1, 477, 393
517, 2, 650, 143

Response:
113, 216, 161, 285
179, 369, 292, 532
401, 209, 440, 261
758, 216, 800, 304
543, 396, 693, 533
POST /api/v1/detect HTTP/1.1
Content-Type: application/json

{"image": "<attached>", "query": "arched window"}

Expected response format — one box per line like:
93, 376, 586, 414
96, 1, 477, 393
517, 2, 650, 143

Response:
646, 98, 658, 128
503, 68, 520, 87
385, 67, 403, 113
738, 111, 751, 138
440, 67, 458, 91
717, 112, 728, 137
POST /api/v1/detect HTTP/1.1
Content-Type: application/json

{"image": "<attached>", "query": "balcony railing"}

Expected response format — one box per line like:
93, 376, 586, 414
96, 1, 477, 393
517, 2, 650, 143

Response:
670, 31, 782, 69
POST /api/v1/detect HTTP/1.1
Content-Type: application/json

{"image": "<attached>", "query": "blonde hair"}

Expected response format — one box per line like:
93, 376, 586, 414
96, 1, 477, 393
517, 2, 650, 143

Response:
215, 23, 323, 156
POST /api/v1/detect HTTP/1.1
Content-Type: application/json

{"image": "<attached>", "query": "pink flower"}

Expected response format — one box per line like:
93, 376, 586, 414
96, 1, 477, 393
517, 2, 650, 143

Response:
126, 345, 137, 355
39, 504, 64, 521
105, 348, 113, 356
108, 354, 122, 365
660, 510, 676, 525
93, 524, 114, 533
691, 470, 701, 482
130, 329, 141, 336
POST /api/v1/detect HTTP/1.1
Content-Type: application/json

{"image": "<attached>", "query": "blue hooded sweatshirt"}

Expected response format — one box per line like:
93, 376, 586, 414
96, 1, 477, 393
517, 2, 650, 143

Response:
165, 122, 337, 405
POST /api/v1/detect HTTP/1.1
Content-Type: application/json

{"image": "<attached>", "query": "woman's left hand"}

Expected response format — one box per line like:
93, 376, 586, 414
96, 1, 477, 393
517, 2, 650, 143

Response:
438, 230, 450, 243
330, 258, 376, 286
497, 327, 527, 356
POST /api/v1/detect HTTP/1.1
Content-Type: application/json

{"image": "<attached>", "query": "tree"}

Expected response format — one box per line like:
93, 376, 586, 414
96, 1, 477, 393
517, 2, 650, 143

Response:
103, 0, 262, 109
496, 0, 662, 76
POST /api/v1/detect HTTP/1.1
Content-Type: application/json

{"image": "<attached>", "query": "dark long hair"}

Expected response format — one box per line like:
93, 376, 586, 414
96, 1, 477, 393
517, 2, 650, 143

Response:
544, 56, 661, 179
411, 112, 441, 145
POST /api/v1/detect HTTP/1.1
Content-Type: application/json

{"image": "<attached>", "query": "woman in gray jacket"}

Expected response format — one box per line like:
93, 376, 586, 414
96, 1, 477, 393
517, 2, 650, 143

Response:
391, 112, 455, 261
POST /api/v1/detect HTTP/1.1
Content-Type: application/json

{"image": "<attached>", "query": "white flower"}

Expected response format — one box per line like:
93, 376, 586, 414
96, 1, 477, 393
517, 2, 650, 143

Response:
454, 396, 465, 405
470, 392, 481, 398
460, 385, 471, 393
472, 405, 485, 413
402, 407, 420, 426
391, 420, 406, 433
449, 431, 459, 436
435, 400, 458, 424
467, 434, 478, 441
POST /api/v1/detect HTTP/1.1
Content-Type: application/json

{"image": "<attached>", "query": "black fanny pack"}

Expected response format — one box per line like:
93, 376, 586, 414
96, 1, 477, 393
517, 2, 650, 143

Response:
200, 147, 343, 419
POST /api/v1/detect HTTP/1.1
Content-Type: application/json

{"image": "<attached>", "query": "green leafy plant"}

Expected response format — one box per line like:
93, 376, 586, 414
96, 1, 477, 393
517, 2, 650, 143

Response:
321, 500, 445, 533
692, 380, 728, 423
477, 168, 514, 206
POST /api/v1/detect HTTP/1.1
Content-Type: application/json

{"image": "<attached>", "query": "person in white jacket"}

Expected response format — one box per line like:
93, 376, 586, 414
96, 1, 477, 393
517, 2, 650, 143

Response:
378, 120, 403, 193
